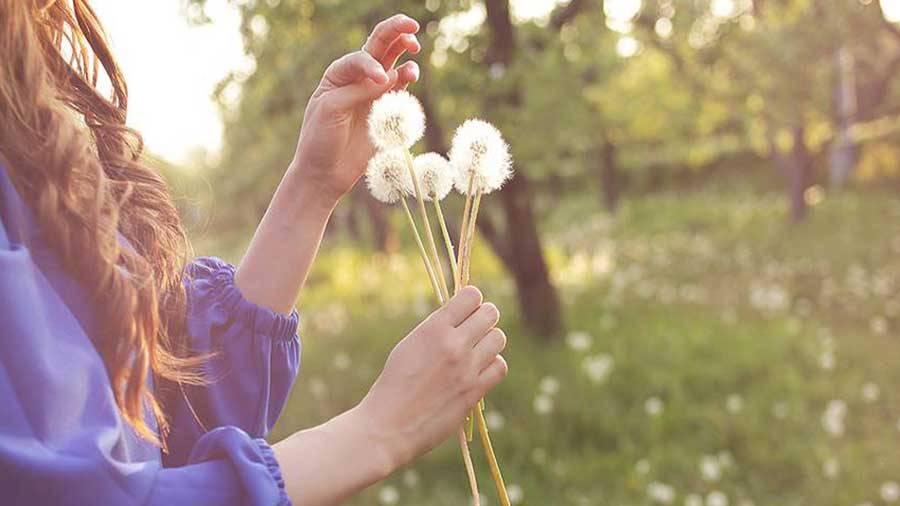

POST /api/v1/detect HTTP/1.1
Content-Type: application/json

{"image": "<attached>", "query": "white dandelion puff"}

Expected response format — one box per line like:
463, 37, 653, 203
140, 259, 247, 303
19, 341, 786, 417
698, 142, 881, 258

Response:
645, 396, 664, 416
411, 152, 454, 201
700, 455, 722, 482
884, 482, 900, 502
685, 494, 703, 506
365, 150, 412, 204
367, 90, 425, 150
647, 482, 676, 504
706, 490, 729, 506
450, 119, 513, 195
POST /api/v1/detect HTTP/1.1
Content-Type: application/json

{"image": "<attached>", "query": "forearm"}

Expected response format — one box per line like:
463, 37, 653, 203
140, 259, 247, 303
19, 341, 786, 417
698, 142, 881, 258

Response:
235, 164, 338, 314
272, 404, 399, 505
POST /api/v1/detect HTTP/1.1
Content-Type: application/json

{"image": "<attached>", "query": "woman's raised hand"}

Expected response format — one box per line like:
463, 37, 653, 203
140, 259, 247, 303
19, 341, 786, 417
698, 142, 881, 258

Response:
290, 14, 422, 203
358, 286, 510, 468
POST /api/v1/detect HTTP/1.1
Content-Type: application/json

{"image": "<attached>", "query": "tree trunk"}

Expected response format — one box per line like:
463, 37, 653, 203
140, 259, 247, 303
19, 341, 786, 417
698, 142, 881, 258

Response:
500, 175, 563, 337
482, 0, 564, 338
785, 126, 813, 223
829, 46, 857, 188
598, 137, 619, 212
362, 192, 397, 253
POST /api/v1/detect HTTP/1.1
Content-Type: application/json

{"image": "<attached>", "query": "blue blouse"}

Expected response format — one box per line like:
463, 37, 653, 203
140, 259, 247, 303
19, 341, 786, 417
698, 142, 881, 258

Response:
0, 164, 300, 505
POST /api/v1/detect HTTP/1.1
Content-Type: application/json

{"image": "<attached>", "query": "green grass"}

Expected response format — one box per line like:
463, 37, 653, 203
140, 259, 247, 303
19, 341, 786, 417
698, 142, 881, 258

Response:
265, 184, 900, 505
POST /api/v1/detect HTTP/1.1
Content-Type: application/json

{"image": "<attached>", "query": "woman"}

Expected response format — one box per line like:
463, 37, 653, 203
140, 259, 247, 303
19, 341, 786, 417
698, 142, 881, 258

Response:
0, 1, 508, 505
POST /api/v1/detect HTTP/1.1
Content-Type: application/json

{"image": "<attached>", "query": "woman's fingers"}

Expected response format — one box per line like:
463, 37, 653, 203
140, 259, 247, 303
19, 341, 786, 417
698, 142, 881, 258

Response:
380, 33, 421, 70
440, 286, 483, 327
323, 51, 388, 88
477, 355, 509, 391
458, 302, 500, 340
473, 328, 506, 369
362, 14, 419, 62
392, 61, 419, 91
323, 69, 398, 111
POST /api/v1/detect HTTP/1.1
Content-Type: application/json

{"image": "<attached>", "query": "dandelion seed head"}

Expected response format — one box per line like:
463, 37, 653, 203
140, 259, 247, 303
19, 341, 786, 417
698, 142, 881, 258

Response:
366, 150, 411, 204
700, 455, 722, 482
685, 494, 703, 506
645, 396, 664, 416
367, 90, 425, 150
885, 482, 900, 503
647, 482, 676, 504
706, 490, 729, 506
450, 119, 512, 195
411, 152, 454, 201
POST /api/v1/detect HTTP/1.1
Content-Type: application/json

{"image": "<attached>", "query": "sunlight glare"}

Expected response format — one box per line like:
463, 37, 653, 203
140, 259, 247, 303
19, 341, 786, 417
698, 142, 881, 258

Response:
604, 0, 642, 22
882, 0, 900, 23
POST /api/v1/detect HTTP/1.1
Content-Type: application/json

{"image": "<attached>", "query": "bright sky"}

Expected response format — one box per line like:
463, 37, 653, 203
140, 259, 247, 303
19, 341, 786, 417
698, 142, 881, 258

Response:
91, 0, 245, 164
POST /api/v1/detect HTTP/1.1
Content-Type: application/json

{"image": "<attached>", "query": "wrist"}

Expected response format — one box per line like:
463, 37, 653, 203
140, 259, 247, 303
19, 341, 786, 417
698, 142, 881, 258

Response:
286, 160, 343, 210
349, 400, 406, 480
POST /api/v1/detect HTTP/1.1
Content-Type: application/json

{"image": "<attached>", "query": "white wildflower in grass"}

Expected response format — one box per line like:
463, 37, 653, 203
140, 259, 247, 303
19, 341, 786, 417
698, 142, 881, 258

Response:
822, 457, 840, 479
367, 90, 425, 150
726, 394, 744, 414
885, 482, 900, 503
582, 353, 614, 384
450, 119, 513, 195
365, 150, 411, 204
507, 483, 524, 504
308, 377, 327, 399
772, 401, 789, 420
539, 375, 561, 396
685, 494, 704, 506
645, 396, 664, 417
531, 447, 547, 465
706, 490, 729, 506
822, 399, 847, 437
635, 459, 651, 475
700, 455, 722, 482
485, 410, 506, 430
647, 482, 676, 504
411, 152, 454, 201
332, 352, 351, 371
377, 484, 399, 505
566, 331, 593, 352
533, 393, 554, 415
402, 469, 420, 488
862, 382, 881, 403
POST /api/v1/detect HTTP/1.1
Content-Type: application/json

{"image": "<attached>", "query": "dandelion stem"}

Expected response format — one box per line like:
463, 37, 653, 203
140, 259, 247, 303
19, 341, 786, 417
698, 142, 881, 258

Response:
457, 427, 481, 506
405, 151, 450, 301
433, 199, 460, 293
456, 175, 475, 289
461, 190, 482, 286
400, 198, 443, 305
476, 405, 510, 506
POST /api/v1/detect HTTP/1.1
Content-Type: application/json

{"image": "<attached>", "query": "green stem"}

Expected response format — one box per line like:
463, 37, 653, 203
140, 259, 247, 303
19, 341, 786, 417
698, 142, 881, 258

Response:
433, 199, 460, 294
400, 198, 443, 305
405, 151, 450, 301
476, 405, 510, 506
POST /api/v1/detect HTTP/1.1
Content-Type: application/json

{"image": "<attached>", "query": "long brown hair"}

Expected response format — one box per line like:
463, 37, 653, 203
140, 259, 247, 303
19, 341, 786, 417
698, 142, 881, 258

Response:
0, 0, 204, 445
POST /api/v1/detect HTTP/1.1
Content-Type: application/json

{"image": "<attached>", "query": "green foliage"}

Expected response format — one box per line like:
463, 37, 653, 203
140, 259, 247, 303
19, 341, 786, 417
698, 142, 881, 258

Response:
267, 181, 900, 505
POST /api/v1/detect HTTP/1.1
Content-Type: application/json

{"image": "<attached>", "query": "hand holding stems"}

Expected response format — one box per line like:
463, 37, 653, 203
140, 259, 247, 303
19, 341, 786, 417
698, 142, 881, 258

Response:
273, 288, 509, 506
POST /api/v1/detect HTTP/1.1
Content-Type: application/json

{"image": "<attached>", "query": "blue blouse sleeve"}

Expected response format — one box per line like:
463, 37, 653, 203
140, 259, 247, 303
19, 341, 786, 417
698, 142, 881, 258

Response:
0, 217, 290, 504
163, 257, 301, 467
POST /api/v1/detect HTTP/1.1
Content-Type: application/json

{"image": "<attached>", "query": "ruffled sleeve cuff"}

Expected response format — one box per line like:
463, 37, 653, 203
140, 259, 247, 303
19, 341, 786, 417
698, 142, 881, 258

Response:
188, 256, 299, 342
187, 426, 292, 506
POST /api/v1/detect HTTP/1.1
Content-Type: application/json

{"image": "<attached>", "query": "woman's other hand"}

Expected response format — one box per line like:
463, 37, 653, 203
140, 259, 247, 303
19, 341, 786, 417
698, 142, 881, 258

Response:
290, 14, 421, 203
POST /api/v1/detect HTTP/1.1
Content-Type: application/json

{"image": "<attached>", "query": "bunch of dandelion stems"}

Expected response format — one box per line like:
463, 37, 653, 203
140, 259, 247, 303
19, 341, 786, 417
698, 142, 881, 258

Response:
398, 151, 510, 506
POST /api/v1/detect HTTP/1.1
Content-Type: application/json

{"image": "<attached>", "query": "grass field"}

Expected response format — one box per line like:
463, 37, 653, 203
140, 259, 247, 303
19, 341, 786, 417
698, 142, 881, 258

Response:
257, 183, 900, 505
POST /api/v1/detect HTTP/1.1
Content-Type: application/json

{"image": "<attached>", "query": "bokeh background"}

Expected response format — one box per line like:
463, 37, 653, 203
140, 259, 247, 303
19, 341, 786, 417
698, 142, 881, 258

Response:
96, 0, 900, 504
